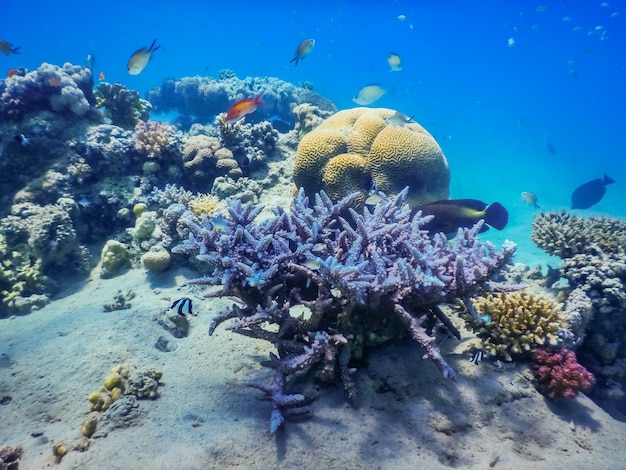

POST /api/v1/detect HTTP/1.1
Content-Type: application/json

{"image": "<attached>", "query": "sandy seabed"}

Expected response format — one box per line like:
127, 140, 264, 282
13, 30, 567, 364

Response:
1, 264, 626, 470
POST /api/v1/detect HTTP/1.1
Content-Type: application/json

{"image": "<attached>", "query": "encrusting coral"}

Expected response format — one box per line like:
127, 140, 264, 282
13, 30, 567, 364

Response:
532, 212, 626, 401
293, 107, 450, 208
471, 291, 564, 361
172, 188, 516, 431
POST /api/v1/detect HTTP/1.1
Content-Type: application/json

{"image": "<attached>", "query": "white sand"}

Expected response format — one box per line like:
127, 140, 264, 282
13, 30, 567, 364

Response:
2, 264, 626, 470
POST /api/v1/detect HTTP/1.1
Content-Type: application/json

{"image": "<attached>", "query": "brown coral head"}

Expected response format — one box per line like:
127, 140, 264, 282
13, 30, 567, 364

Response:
293, 107, 449, 207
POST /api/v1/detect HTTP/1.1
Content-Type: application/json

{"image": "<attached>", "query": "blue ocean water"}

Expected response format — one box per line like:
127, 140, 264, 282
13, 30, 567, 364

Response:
3, 0, 623, 266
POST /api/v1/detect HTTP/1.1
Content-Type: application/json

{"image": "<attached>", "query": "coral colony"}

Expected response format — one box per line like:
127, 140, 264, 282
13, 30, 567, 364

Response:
173, 188, 516, 431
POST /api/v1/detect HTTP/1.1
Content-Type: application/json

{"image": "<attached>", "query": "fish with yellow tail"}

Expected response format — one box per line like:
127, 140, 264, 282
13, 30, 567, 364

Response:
521, 191, 540, 209
289, 39, 315, 66
127, 39, 160, 75
412, 199, 509, 235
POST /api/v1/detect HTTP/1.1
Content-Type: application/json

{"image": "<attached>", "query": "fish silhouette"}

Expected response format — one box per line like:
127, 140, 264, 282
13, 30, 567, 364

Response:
571, 173, 615, 209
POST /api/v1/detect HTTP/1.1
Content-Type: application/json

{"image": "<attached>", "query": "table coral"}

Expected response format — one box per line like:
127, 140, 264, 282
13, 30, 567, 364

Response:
293, 107, 450, 208
471, 291, 564, 361
531, 348, 594, 399
172, 188, 515, 431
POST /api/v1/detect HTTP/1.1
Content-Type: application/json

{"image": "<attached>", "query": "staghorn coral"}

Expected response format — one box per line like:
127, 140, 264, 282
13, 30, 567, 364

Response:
172, 188, 515, 430
531, 211, 626, 259
134, 120, 178, 159
531, 348, 594, 399
0, 62, 97, 121
95, 81, 151, 128
293, 107, 449, 208
471, 291, 564, 361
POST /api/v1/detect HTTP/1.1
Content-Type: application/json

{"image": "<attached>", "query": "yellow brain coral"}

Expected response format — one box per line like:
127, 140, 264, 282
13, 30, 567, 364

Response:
472, 291, 564, 361
293, 108, 450, 206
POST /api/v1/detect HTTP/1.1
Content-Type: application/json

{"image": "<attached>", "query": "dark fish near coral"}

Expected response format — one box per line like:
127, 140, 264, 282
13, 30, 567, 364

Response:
170, 298, 193, 316
13, 132, 30, 146
413, 199, 509, 235
0, 39, 21, 55
127, 39, 160, 75
289, 39, 315, 66
571, 173, 615, 209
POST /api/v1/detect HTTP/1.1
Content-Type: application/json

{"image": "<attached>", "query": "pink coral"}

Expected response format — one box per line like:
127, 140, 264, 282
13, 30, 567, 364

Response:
134, 120, 176, 159
531, 348, 594, 399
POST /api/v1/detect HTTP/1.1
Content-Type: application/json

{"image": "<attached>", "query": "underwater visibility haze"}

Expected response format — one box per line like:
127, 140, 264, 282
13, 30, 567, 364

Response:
1, 1, 626, 469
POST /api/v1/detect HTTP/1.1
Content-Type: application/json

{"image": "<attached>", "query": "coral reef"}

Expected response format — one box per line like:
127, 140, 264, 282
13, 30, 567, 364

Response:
146, 73, 336, 128
293, 107, 449, 207
95, 81, 151, 128
0, 204, 88, 316
88, 365, 163, 413
215, 117, 279, 169
0, 62, 97, 121
471, 291, 564, 361
172, 188, 515, 430
134, 120, 178, 160
181, 135, 243, 184
532, 212, 626, 401
531, 212, 626, 258
531, 348, 594, 399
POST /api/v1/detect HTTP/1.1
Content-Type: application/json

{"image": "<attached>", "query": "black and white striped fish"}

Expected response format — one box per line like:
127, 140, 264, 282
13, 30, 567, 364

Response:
170, 298, 194, 316
469, 350, 485, 365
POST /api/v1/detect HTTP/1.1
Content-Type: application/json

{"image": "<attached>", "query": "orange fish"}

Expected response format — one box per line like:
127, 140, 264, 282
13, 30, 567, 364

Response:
225, 92, 264, 124
48, 76, 60, 87
7, 68, 18, 78
99, 71, 105, 81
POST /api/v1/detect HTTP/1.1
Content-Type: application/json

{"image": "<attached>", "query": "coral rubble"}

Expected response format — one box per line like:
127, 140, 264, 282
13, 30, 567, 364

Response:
173, 188, 515, 430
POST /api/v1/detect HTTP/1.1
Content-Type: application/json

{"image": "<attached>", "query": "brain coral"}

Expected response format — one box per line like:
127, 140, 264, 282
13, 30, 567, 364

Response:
472, 291, 564, 361
293, 108, 449, 207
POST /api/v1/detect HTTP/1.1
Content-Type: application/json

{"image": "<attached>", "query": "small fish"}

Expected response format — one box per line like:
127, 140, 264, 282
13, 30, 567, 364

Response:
353, 85, 387, 106
385, 111, 414, 127
170, 298, 194, 316
570, 69, 577, 79
413, 199, 509, 235
289, 39, 315, 66
479, 314, 491, 323
127, 39, 160, 75
77, 197, 92, 208
225, 92, 265, 124
48, 76, 61, 87
521, 192, 540, 209
571, 173, 615, 209
99, 71, 105, 81
387, 53, 402, 72
396, 14, 407, 21
507, 37, 515, 47
546, 142, 556, 154
365, 193, 384, 205
469, 350, 485, 365
536, 5, 547, 12
0, 40, 21, 55
7, 68, 18, 78
510, 375, 531, 389
13, 132, 30, 146
86, 53, 95, 72
302, 259, 321, 271
210, 214, 229, 232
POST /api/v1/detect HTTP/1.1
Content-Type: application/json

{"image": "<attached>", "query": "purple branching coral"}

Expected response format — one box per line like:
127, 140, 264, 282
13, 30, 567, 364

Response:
172, 188, 516, 431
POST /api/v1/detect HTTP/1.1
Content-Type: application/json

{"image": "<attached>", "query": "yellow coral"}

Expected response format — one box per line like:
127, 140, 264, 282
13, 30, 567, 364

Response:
293, 108, 449, 207
472, 291, 564, 361
188, 194, 220, 216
